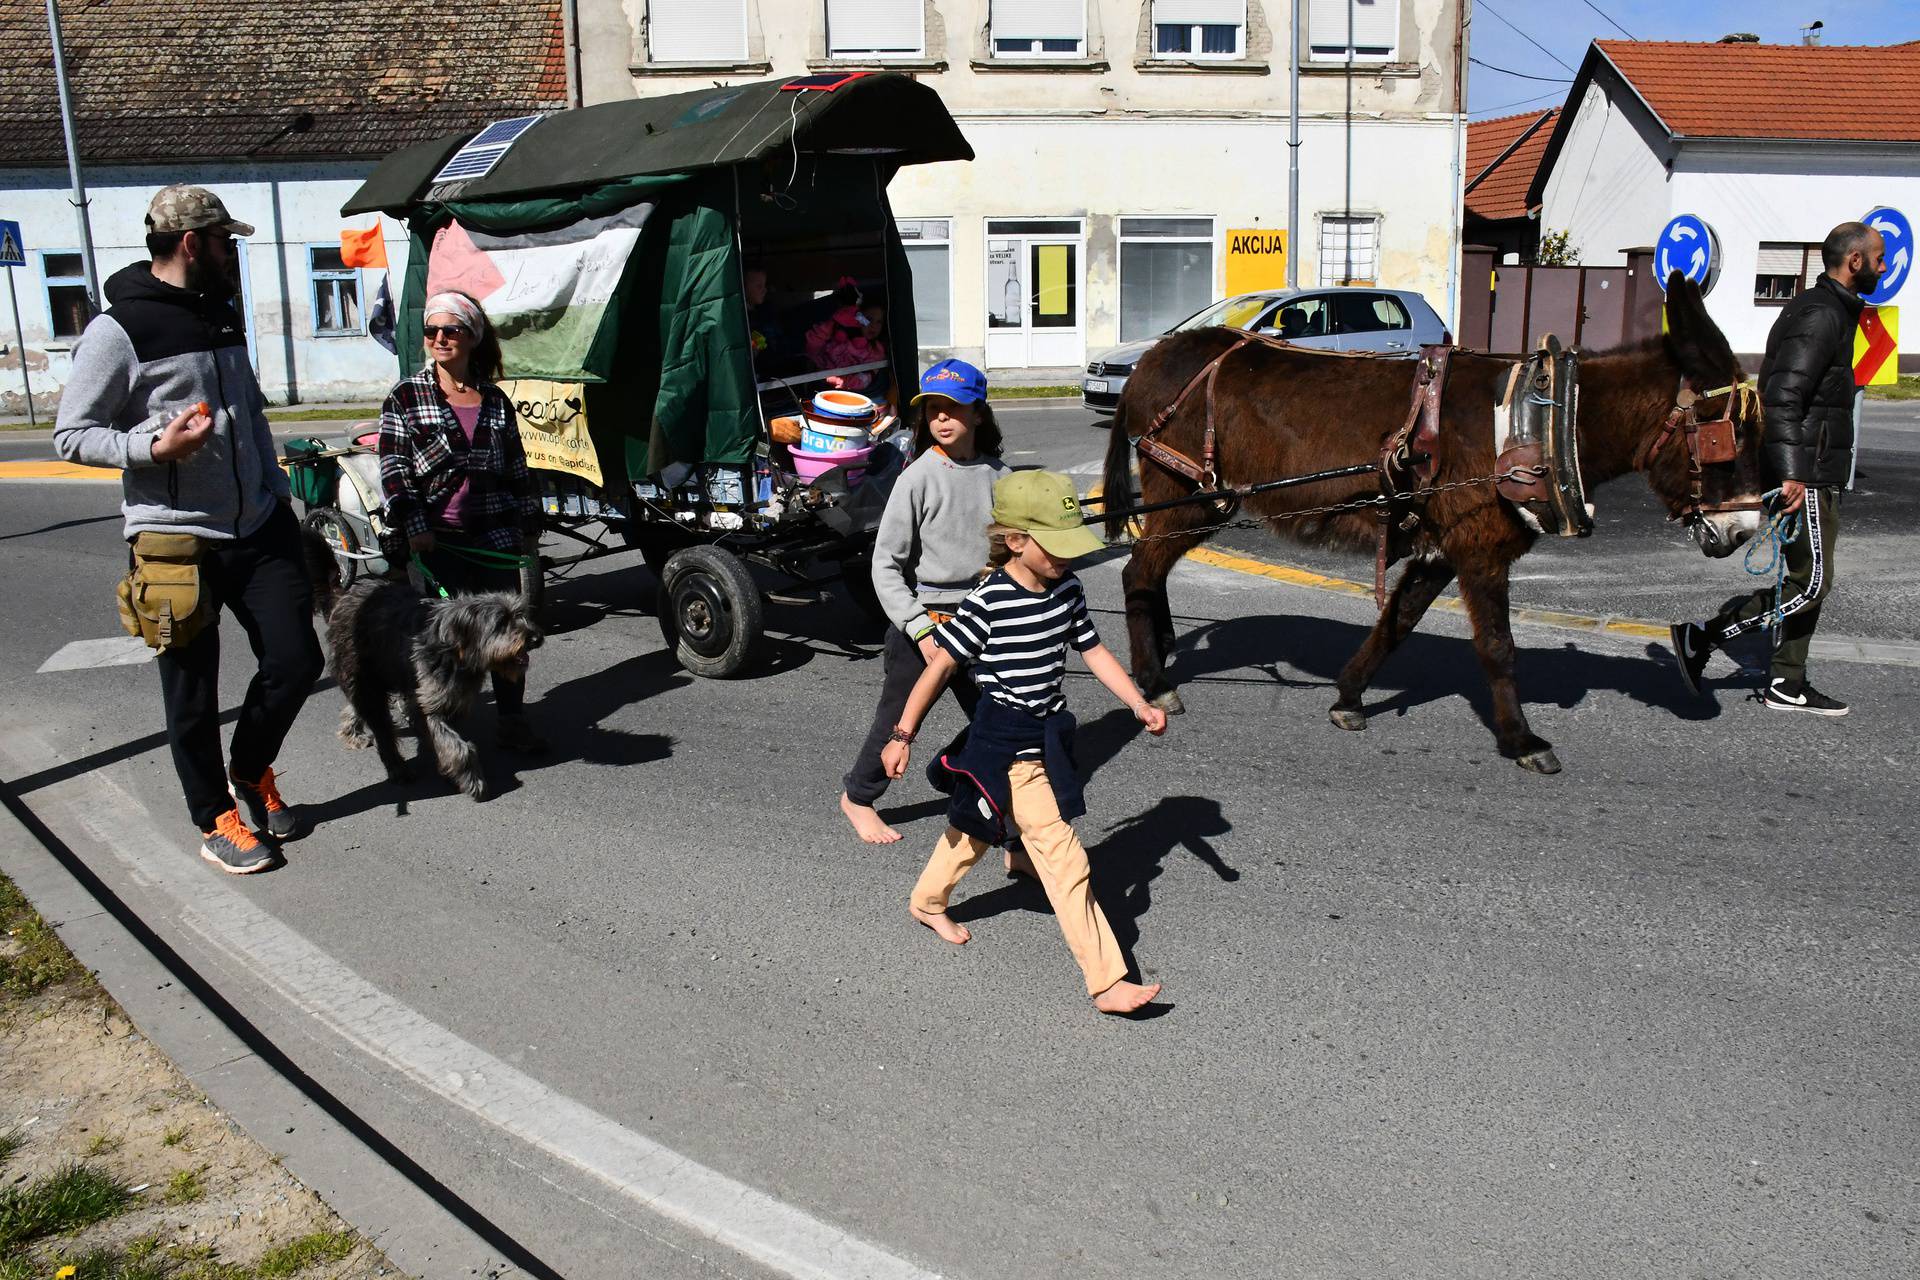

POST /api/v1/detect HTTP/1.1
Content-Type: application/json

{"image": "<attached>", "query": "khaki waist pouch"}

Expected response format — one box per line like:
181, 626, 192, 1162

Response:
117, 531, 211, 652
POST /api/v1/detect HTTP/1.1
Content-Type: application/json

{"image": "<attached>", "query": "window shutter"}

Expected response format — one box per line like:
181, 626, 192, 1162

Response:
828, 0, 925, 53
1309, 0, 1395, 50
1755, 243, 1805, 275
649, 0, 748, 62
1153, 0, 1245, 26
991, 0, 1085, 42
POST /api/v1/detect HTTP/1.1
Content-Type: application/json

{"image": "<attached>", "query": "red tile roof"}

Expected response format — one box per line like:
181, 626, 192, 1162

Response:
1465, 109, 1558, 222
1596, 39, 1920, 142
0, 2, 572, 165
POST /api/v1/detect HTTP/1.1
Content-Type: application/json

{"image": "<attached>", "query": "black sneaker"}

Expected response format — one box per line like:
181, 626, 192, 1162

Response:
200, 810, 276, 875
229, 765, 296, 840
1761, 679, 1849, 717
1669, 622, 1713, 697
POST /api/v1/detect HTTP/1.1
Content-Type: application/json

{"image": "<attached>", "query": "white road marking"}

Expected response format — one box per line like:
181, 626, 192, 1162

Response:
5, 735, 941, 1280
38, 636, 156, 673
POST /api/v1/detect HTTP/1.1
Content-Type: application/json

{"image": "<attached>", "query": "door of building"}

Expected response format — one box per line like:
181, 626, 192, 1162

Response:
984, 219, 1084, 369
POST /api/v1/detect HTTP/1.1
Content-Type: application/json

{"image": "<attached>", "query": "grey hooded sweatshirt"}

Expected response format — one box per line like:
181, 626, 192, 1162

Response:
54, 262, 288, 541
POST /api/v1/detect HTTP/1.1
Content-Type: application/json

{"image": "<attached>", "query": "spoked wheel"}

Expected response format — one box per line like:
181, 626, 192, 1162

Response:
301, 507, 362, 597
657, 545, 763, 677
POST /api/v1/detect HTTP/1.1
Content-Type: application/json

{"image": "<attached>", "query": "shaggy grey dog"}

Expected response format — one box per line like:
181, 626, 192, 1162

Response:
326, 581, 542, 799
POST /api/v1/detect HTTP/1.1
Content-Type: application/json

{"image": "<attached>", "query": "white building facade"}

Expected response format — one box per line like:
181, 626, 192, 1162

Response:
1532, 39, 1920, 369
620, 0, 1467, 372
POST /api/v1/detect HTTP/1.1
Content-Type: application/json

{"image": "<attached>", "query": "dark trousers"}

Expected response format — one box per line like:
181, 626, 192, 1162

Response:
843, 626, 979, 806
156, 502, 325, 830
1710, 486, 1840, 685
406, 542, 525, 715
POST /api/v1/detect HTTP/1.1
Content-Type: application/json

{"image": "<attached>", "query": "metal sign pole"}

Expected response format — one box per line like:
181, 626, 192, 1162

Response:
6, 266, 35, 428
46, 0, 102, 316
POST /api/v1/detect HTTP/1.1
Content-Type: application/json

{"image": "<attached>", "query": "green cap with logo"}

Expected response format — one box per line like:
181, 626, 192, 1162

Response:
991, 470, 1107, 561
145, 185, 255, 238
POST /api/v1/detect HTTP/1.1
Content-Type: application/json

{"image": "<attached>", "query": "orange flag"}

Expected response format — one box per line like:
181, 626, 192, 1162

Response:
339, 223, 387, 269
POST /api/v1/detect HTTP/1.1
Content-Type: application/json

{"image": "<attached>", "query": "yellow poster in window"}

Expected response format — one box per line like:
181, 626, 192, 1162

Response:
501, 378, 602, 486
1224, 228, 1287, 296
1036, 244, 1070, 317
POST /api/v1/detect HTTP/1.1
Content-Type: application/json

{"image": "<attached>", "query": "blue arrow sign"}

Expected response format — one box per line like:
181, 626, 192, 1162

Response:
1654, 214, 1720, 295
0, 220, 23, 269
1862, 206, 1911, 306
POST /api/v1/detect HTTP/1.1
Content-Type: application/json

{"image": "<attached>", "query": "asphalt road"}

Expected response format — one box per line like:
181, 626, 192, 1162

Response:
1, 403, 1916, 1279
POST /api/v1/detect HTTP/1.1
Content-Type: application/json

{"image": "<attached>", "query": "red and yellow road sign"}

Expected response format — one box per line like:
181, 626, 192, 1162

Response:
1855, 305, 1899, 386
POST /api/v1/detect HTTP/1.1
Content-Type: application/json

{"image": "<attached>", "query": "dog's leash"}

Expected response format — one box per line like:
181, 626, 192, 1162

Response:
409, 553, 452, 600
409, 541, 534, 602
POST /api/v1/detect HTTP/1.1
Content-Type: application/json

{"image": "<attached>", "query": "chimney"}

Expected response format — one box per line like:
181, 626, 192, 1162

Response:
1801, 20, 1824, 46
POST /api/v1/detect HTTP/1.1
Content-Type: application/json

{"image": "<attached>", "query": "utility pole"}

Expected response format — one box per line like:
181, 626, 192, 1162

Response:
46, 0, 101, 317
1287, 0, 1301, 289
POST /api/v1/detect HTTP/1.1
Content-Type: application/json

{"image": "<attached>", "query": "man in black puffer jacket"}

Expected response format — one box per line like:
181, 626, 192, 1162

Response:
1671, 220, 1886, 716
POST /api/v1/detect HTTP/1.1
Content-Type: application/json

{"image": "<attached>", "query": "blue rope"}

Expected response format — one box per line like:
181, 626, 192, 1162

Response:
1741, 490, 1801, 643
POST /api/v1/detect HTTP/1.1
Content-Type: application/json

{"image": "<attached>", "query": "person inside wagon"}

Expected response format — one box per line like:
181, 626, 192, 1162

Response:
805, 299, 888, 393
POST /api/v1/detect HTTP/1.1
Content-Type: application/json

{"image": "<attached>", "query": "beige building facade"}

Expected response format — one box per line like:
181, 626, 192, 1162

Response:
590, 1, 1466, 371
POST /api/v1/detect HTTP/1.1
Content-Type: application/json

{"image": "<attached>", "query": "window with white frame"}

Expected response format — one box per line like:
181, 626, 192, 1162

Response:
1119, 217, 1215, 340
1308, 0, 1398, 63
1754, 241, 1820, 304
647, 0, 748, 62
992, 0, 1085, 57
1152, 0, 1245, 58
897, 218, 952, 346
1318, 214, 1379, 286
308, 247, 362, 336
41, 251, 90, 339
827, 0, 925, 58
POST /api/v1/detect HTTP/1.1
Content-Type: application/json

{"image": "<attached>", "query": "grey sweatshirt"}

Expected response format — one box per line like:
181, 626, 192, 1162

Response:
54, 263, 288, 541
870, 447, 1010, 638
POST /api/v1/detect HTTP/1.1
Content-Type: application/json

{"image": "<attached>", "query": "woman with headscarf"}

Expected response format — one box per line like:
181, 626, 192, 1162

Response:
376, 290, 545, 752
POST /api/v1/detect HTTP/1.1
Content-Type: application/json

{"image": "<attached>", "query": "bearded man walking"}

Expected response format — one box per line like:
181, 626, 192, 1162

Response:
54, 185, 324, 873
1670, 220, 1886, 717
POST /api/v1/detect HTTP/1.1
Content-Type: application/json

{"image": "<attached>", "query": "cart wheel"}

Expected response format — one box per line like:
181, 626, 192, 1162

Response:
301, 507, 361, 596
657, 545, 763, 678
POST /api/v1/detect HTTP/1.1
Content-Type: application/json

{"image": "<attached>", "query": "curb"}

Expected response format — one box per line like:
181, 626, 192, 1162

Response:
1183, 546, 1920, 667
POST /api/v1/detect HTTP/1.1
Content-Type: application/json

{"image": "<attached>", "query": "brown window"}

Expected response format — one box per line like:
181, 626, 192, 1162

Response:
1754, 242, 1818, 305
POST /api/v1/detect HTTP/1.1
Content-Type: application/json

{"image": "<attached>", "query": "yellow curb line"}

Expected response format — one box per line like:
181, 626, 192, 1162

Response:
0, 460, 122, 480
1183, 546, 1672, 643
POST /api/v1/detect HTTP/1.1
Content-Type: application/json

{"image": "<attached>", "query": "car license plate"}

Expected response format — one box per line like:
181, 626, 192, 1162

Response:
1086, 380, 1109, 393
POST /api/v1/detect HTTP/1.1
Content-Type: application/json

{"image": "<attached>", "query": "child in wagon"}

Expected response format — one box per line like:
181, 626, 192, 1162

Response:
881, 470, 1168, 1016
805, 300, 888, 392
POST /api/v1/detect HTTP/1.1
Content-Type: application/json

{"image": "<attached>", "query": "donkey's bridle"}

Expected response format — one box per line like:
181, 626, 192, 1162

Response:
1632, 381, 1766, 520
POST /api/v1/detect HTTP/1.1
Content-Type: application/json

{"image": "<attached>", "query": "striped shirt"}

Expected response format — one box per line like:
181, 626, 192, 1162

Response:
934, 570, 1100, 719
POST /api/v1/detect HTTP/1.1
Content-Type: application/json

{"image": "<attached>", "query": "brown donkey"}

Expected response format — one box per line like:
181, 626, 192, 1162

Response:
1101, 275, 1768, 773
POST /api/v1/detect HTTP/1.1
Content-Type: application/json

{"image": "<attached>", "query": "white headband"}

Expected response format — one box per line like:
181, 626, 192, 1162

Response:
423, 292, 488, 336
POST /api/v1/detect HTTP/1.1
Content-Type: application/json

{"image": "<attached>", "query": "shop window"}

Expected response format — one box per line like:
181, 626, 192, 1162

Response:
1308, 0, 1398, 63
1120, 217, 1216, 340
647, 0, 749, 62
898, 218, 952, 346
41, 251, 90, 339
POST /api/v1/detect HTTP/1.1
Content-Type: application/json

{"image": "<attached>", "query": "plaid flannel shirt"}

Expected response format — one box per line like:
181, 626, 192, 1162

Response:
378, 365, 538, 551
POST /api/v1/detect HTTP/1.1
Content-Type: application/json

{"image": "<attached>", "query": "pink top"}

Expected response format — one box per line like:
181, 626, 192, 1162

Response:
435, 402, 483, 530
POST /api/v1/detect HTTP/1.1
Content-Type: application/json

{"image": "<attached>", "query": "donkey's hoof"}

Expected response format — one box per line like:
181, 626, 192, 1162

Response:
1516, 747, 1562, 775
1150, 690, 1186, 716
1328, 705, 1367, 732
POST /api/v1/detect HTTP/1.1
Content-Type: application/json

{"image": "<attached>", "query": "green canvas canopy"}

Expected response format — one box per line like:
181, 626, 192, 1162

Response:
341, 74, 972, 481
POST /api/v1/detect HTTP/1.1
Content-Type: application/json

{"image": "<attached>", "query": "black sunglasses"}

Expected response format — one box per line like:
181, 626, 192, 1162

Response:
422, 324, 471, 340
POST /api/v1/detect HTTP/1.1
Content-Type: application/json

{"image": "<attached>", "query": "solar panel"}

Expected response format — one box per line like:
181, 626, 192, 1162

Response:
432, 115, 545, 184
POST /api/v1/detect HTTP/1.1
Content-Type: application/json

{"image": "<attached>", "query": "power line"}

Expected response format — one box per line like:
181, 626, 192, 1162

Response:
1580, 0, 1639, 40
1475, 0, 1581, 76
1469, 56, 1572, 84
1470, 90, 1564, 118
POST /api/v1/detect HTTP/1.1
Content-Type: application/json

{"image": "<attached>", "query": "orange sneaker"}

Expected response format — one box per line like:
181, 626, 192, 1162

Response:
229, 765, 296, 840
199, 809, 275, 875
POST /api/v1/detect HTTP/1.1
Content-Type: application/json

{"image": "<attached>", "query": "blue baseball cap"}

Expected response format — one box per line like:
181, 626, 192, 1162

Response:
911, 358, 988, 406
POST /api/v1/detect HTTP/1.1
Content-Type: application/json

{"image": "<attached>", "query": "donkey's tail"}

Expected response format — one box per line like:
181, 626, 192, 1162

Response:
1102, 393, 1135, 541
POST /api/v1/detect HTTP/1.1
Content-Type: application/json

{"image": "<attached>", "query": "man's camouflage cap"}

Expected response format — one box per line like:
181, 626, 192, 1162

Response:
145, 185, 256, 237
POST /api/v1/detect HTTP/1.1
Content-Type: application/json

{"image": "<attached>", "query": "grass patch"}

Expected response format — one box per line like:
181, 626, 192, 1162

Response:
253, 1230, 357, 1277
161, 1126, 189, 1148
84, 1133, 122, 1157
162, 1168, 205, 1205
992, 384, 1080, 399
1, 873, 83, 1000
0, 1163, 134, 1252
264, 406, 381, 424
0, 1128, 23, 1167
1864, 375, 1920, 400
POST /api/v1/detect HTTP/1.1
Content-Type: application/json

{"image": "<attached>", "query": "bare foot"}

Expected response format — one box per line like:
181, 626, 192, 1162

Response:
1004, 847, 1036, 878
841, 792, 902, 844
910, 905, 971, 945
1093, 979, 1162, 1015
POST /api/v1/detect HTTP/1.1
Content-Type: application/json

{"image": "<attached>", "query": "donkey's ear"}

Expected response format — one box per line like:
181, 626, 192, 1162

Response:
1664, 273, 1739, 386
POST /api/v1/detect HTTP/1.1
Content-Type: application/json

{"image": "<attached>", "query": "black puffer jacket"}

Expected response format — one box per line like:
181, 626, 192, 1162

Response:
1758, 275, 1864, 487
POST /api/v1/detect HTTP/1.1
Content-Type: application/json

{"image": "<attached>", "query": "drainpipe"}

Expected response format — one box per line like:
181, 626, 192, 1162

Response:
1286, 0, 1300, 289
561, 0, 583, 107
46, 0, 101, 316
269, 179, 299, 405
1343, 0, 1354, 283
1447, 0, 1469, 334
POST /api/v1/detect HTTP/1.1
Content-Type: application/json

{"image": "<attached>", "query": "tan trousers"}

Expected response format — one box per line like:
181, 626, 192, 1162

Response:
910, 760, 1127, 996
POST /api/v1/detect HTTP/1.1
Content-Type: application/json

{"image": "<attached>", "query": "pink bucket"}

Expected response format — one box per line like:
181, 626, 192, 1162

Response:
789, 442, 874, 486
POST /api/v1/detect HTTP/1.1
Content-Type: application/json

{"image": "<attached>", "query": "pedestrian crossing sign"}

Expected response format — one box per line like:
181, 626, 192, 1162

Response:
0, 220, 23, 268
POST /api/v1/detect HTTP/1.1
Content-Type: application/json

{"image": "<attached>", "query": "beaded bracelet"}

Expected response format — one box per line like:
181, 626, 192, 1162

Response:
887, 727, 915, 744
